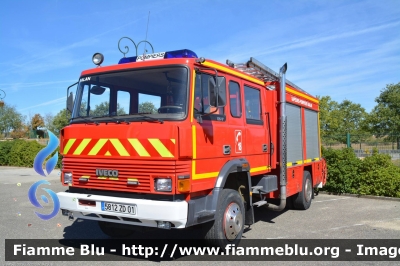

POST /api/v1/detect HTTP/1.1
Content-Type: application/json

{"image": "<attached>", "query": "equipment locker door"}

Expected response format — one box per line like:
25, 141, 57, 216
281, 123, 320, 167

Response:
243, 83, 270, 173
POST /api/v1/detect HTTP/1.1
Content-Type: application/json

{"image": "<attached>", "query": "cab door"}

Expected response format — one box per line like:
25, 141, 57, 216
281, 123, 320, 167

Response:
191, 71, 229, 185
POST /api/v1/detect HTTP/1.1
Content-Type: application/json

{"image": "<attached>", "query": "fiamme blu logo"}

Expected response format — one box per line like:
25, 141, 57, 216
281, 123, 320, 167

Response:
28, 131, 60, 220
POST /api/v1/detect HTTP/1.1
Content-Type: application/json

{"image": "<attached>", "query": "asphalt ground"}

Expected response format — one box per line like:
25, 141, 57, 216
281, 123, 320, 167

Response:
0, 166, 399, 266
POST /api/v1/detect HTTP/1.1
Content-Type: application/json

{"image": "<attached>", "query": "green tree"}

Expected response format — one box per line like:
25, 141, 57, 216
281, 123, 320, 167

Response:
0, 102, 24, 138
31, 113, 45, 130
318, 96, 340, 142
366, 82, 400, 149
44, 112, 56, 133
336, 100, 369, 143
139, 101, 157, 114
318, 96, 369, 144
90, 102, 126, 117
52, 109, 71, 135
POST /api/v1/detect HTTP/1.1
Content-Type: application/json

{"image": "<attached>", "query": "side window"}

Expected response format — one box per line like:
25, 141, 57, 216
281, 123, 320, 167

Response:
79, 85, 89, 116
194, 73, 226, 115
244, 85, 262, 124
79, 84, 111, 117
90, 86, 110, 117
229, 81, 241, 118
117, 91, 129, 115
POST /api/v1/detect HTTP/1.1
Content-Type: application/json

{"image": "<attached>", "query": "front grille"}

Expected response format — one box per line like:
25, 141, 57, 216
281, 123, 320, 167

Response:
63, 158, 190, 193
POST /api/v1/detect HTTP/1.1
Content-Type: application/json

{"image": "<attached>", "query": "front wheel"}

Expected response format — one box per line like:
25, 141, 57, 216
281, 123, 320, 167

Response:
204, 189, 245, 247
292, 171, 313, 210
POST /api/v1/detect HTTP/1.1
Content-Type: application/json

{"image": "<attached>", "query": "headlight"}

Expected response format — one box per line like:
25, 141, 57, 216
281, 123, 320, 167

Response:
64, 172, 73, 184
154, 178, 172, 192
92, 53, 104, 66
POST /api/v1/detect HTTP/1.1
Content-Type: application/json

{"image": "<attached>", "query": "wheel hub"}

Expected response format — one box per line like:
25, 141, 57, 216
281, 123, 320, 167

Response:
305, 178, 312, 203
223, 202, 243, 240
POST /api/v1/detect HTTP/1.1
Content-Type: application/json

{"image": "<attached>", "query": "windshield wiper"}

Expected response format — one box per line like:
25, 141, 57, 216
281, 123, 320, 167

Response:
130, 113, 164, 124
91, 114, 123, 124
71, 116, 99, 125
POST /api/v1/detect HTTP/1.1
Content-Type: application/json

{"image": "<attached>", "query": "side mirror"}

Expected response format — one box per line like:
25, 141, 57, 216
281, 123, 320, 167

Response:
66, 82, 78, 114
208, 76, 226, 108
67, 92, 74, 113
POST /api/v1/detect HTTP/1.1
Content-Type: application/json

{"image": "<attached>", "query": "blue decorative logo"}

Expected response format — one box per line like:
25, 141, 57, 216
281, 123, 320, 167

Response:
30, 130, 60, 220
28, 180, 60, 220
33, 131, 59, 176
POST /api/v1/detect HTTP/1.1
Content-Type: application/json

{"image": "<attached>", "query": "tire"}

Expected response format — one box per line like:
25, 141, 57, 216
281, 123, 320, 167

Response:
204, 189, 245, 248
98, 221, 135, 238
292, 171, 313, 210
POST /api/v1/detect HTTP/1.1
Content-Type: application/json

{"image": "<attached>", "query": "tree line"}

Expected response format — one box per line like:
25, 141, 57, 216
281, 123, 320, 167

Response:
0, 101, 158, 138
1, 82, 399, 142
319, 82, 400, 147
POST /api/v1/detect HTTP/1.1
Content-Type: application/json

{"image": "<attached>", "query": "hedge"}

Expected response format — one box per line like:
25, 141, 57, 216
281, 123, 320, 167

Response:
322, 147, 400, 198
0, 139, 62, 169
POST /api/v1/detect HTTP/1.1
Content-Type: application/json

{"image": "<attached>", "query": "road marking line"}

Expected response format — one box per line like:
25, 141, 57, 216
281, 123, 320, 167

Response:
314, 197, 350, 203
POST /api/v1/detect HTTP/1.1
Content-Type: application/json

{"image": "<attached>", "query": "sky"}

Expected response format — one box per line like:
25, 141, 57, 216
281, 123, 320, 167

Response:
0, 0, 399, 121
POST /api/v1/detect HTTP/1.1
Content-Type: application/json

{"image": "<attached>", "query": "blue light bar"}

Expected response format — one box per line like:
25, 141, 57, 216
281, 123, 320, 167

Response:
118, 49, 198, 64
164, 49, 198, 59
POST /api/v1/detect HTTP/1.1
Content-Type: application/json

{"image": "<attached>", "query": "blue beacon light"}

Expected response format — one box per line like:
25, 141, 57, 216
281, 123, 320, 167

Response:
118, 49, 198, 64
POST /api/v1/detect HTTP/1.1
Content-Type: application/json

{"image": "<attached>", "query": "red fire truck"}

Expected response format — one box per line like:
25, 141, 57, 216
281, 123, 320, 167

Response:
58, 43, 326, 247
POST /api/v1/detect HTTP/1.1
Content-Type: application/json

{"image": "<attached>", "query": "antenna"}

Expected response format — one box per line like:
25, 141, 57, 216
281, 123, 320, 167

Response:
143, 11, 150, 56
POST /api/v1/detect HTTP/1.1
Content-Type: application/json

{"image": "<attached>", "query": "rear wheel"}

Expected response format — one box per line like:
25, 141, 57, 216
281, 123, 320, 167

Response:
204, 189, 245, 247
293, 171, 312, 210
98, 221, 135, 238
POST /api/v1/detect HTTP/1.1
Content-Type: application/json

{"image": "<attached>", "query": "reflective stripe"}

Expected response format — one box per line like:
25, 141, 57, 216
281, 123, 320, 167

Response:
128, 138, 150, 157
109, 139, 130, 156
63, 139, 76, 154
193, 172, 219, 180
64, 138, 174, 158
250, 166, 270, 173
191, 70, 196, 123
88, 139, 108, 155
202, 61, 264, 86
192, 125, 196, 178
73, 139, 91, 155
287, 87, 319, 103
149, 139, 174, 158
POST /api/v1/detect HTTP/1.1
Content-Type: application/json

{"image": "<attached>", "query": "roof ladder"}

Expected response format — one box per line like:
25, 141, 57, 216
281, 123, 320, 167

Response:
226, 57, 308, 94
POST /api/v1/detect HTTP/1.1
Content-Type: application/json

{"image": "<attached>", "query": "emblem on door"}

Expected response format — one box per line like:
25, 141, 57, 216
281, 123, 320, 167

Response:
235, 130, 242, 153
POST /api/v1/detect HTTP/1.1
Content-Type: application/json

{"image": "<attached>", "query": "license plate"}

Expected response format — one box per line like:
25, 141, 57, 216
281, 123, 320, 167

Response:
101, 202, 137, 215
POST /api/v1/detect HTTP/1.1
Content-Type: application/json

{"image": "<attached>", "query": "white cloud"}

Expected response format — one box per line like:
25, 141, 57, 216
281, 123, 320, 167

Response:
18, 96, 66, 112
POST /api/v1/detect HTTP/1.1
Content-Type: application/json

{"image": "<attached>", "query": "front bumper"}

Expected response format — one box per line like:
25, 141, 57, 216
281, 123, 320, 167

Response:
57, 192, 188, 228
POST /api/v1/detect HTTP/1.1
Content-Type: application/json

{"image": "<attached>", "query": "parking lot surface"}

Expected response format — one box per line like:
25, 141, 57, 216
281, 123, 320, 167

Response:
1, 166, 399, 265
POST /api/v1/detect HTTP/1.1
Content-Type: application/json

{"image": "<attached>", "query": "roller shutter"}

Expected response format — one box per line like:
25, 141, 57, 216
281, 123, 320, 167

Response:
305, 109, 320, 160
286, 104, 303, 164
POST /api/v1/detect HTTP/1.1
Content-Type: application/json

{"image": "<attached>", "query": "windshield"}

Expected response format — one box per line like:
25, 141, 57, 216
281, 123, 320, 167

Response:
72, 67, 189, 122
